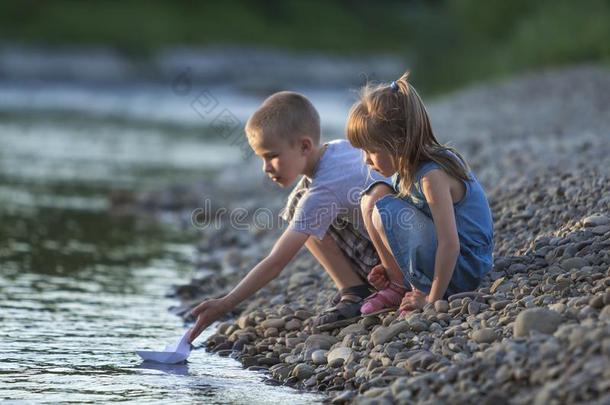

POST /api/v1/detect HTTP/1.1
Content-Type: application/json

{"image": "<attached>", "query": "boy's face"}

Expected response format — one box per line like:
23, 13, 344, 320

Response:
248, 133, 307, 188
363, 147, 396, 177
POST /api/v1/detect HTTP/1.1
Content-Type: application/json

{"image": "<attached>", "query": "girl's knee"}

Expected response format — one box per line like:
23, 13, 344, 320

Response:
361, 183, 394, 218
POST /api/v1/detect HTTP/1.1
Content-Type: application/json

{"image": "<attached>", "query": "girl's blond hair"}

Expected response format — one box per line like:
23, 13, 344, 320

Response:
347, 71, 470, 197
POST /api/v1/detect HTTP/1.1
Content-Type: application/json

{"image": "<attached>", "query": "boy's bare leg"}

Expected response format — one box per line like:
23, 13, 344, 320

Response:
305, 234, 364, 290
361, 184, 406, 287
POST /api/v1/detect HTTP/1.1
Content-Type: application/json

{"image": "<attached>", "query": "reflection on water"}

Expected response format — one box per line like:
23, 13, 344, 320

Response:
0, 80, 323, 403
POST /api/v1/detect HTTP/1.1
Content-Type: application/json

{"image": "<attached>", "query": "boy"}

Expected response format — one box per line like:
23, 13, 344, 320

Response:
188, 91, 391, 343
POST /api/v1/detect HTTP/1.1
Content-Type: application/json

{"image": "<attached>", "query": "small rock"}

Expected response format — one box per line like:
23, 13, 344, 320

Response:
514, 308, 563, 337
264, 327, 278, 337
448, 292, 485, 302
303, 334, 338, 359
294, 309, 313, 320
261, 318, 285, 329
583, 214, 609, 227
407, 319, 428, 333
434, 300, 449, 313
589, 295, 604, 309
406, 350, 436, 370
490, 277, 506, 294
549, 303, 566, 313
468, 301, 480, 315
311, 349, 328, 365
291, 363, 315, 380
371, 321, 410, 346
236, 315, 251, 329
492, 300, 511, 310
284, 318, 302, 331
600, 306, 610, 321
331, 390, 357, 404
327, 347, 354, 368
472, 328, 497, 343
592, 225, 610, 235
338, 323, 366, 338
560, 257, 588, 270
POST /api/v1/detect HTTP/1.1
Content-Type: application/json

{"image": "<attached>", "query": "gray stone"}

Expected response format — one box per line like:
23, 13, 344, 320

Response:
492, 300, 511, 311
271, 363, 294, 380
408, 318, 429, 333
327, 347, 354, 368
390, 377, 411, 397
311, 349, 328, 365
434, 300, 449, 313
589, 295, 604, 309
261, 318, 285, 329
338, 323, 366, 338
288, 272, 314, 288
371, 321, 410, 346
548, 303, 566, 313
284, 318, 302, 331
583, 214, 609, 227
303, 334, 338, 359
472, 328, 497, 343
406, 350, 437, 370
560, 257, 588, 270
468, 301, 481, 315
294, 309, 313, 320
331, 390, 357, 404
592, 225, 610, 235
514, 308, 563, 337
291, 363, 315, 380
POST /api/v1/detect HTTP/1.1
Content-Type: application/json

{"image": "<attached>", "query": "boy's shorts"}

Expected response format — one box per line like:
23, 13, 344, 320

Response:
280, 176, 381, 281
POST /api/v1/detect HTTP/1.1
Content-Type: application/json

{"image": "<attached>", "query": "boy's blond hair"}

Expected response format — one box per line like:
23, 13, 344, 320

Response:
245, 91, 320, 145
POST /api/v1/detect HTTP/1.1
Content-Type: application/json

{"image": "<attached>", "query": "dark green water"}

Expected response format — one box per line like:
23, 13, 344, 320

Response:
0, 93, 323, 403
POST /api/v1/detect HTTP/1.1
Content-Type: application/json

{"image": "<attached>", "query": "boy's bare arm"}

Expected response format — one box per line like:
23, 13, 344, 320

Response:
188, 229, 309, 342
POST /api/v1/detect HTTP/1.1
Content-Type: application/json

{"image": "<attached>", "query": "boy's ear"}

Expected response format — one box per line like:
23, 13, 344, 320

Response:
300, 137, 313, 154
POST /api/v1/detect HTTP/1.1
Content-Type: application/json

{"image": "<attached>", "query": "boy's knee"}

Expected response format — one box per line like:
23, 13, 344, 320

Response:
361, 183, 393, 218
305, 233, 332, 251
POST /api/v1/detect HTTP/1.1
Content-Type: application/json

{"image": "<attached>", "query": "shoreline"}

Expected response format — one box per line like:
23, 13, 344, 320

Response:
163, 64, 610, 404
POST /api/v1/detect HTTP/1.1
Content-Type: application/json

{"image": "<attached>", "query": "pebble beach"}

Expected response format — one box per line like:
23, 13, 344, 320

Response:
166, 65, 610, 404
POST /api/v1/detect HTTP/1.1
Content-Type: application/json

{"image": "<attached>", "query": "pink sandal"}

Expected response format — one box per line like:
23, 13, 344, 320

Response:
360, 283, 406, 316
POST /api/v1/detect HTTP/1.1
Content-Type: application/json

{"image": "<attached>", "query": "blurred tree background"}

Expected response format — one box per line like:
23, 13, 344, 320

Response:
1, 0, 609, 93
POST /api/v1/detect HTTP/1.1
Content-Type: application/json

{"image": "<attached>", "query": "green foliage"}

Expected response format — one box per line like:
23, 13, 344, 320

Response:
1, 0, 609, 93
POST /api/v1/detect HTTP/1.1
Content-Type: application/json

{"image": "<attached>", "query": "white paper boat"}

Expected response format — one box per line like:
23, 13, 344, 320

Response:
136, 329, 192, 364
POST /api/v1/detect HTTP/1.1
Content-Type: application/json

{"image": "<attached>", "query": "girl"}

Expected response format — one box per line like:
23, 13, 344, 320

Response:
346, 72, 494, 316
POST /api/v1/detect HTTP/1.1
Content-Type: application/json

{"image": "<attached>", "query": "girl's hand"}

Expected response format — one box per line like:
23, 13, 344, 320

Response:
367, 264, 390, 291
188, 297, 230, 343
399, 288, 427, 313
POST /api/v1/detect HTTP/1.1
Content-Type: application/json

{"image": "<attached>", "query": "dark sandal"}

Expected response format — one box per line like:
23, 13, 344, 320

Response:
313, 294, 363, 332
330, 285, 372, 306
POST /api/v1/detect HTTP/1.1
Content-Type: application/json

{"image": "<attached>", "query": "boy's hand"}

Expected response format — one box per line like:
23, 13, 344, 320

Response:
367, 264, 390, 290
188, 297, 230, 343
187, 230, 307, 344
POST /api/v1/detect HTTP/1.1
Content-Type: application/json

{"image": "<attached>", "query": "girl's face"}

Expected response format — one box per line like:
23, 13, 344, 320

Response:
363, 147, 396, 177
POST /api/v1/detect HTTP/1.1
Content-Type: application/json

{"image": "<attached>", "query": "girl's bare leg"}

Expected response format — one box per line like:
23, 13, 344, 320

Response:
360, 184, 406, 288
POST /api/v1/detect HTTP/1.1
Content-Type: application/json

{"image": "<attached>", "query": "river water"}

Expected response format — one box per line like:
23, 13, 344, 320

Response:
0, 78, 337, 403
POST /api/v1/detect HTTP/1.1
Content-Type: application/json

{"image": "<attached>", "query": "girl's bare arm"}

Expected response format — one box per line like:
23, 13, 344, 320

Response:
421, 170, 461, 302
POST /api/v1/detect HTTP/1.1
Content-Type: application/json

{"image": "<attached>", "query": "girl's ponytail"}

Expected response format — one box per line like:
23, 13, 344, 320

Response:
347, 71, 471, 197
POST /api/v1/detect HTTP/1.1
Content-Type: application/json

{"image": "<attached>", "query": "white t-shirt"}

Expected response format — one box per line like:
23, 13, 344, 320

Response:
286, 139, 391, 240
